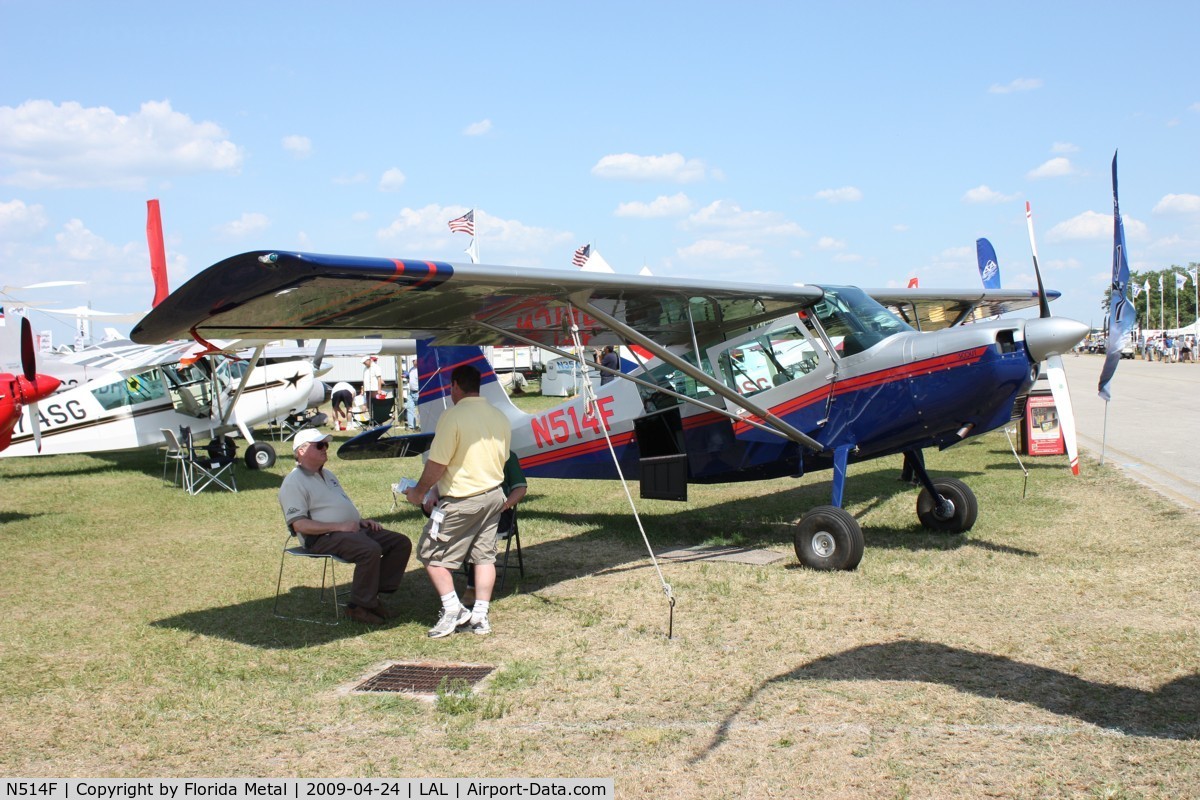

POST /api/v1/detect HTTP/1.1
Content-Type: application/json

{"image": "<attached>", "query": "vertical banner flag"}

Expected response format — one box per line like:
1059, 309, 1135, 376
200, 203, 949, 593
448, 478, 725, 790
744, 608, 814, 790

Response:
1098, 152, 1135, 401
572, 244, 591, 268
146, 199, 169, 308
1177, 272, 1188, 291
975, 238, 1002, 289
447, 210, 475, 236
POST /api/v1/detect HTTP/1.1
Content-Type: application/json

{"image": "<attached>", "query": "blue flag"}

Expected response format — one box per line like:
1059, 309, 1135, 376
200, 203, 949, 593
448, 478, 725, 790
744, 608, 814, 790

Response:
975, 238, 1002, 289
1098, 151, 1135, 401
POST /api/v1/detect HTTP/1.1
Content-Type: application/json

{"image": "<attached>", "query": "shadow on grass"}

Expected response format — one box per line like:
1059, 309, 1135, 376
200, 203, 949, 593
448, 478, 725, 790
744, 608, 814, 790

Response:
151, 585, 431, 649
693, 640, 1200, 761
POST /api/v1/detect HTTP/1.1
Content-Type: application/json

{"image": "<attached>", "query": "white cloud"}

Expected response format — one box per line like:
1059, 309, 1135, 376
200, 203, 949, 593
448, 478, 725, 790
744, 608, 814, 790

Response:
1153, 193, 1200, 214
614, 193, 693, 218
378, 168, 406, 191
0, 99, 243, 189
282, 135, 312, 159
989, 78, 1043, 94
676, 239, 762, 260
963, 185, 1020, 204
814, 186, 862, 204
1046, 210, 1147, 242
376, 204, 572, 259
0, 198, 48, 238
216, 212, 270, 238
1051, 142, 1079, 154
463, 119, 492, 136
816, 236, 845, 251
591, 153, 708, 183
684, 200, 806, 237
54, 218, 125, 261
1026, 157, 1074, 179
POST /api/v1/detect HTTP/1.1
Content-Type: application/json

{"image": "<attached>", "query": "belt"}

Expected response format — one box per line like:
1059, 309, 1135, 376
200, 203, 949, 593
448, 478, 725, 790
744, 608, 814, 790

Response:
445, 485, 503, 500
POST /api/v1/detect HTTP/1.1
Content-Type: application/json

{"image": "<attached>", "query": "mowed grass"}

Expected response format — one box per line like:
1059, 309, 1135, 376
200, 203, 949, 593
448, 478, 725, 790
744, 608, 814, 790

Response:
1, 406, 1198, 797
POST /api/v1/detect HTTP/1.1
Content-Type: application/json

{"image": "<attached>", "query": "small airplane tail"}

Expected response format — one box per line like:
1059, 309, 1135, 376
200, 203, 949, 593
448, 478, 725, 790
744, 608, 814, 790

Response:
975, 238, 1002, 289
415, 341, 529, 432
147, 199, 170, 308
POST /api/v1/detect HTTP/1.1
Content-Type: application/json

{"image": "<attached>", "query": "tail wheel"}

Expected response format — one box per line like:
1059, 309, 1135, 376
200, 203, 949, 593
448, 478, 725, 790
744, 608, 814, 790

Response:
795, 506, 864, 571
245, 442, 277, 470
916, 477, 978, 533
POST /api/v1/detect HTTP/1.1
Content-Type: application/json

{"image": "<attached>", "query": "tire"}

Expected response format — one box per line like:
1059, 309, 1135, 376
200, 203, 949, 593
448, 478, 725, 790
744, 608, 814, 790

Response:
916, 477, 978, 533
245, 442, 276, 470
794, 506, 865, 571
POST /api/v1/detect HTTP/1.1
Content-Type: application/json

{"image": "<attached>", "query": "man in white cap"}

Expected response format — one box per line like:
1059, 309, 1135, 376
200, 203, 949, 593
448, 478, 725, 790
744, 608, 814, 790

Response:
279, 429, 411, 624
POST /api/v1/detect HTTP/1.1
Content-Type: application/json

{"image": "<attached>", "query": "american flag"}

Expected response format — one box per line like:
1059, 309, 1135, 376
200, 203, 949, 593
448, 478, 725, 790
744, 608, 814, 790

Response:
572, 244, 591, 267
447, 210, 474, 236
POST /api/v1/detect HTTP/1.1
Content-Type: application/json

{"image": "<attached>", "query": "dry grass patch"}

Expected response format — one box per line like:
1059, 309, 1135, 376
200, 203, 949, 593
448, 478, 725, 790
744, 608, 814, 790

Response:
0, 428, 1197, 796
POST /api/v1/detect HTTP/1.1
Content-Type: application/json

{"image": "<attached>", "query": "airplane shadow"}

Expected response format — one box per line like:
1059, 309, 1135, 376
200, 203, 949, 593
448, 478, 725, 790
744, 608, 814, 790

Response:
152, 455, 1038, 648
691, 640, 1199, 762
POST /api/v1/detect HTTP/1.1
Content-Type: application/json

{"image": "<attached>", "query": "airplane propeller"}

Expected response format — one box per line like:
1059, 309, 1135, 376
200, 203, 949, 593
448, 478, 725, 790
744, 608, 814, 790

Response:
1024, 201, 1083, 475
17, 316, 60, 452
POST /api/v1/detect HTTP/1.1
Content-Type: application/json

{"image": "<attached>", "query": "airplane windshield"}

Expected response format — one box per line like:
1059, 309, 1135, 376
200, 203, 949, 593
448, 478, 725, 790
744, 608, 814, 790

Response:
812, 286, 913, 356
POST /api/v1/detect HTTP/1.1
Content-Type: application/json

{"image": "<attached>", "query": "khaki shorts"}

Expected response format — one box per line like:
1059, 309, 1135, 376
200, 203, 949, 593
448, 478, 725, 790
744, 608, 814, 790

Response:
417, 487, 505, 570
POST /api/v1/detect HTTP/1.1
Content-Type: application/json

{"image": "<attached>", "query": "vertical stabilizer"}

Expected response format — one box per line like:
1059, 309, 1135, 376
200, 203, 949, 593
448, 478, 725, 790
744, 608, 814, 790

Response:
415, 341, 528, 432
147, 199, 169, 307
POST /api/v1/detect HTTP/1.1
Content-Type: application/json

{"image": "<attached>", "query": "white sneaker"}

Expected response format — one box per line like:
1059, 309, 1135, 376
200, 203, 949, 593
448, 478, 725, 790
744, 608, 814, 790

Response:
427, 605, 471, 638
463, 615, 491, 636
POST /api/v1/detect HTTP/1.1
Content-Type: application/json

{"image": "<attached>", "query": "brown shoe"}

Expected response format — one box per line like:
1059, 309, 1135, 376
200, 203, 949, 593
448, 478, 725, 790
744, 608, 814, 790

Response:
344, 605, 384, 625
365, 600, 399, 619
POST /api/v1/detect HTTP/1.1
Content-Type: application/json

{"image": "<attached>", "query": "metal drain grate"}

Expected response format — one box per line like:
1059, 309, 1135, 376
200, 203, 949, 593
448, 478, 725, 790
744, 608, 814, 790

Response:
354, 662, 494, 695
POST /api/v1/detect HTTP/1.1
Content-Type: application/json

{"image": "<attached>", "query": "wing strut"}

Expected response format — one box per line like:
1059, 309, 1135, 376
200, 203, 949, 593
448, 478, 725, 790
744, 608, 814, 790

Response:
470, 320, 790, 440
570, 293, 825, 453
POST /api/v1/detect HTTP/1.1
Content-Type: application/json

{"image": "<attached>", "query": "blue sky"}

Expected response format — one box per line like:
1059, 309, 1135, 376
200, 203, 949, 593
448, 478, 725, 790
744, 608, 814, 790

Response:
2, 1, 1198, 344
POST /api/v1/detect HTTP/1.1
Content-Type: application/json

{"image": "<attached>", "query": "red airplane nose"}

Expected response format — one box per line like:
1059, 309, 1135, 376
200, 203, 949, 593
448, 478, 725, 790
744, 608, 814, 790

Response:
22, 374, 61, 403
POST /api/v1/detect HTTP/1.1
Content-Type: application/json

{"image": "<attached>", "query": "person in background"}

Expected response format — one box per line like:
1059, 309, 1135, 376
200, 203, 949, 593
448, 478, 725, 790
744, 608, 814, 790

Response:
405, 361, 420, 429
599, 345, 619, 385
330, 380, 354, 431
279, 429, 412, 624
362, 355, 384, 418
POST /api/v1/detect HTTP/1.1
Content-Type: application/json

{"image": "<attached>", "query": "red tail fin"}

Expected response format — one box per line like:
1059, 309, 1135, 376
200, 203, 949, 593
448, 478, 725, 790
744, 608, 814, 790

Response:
146, 199, 169, 307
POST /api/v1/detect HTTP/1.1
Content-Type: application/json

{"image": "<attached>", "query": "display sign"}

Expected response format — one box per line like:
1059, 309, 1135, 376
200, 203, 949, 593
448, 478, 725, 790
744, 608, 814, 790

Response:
1024, 393, 1065, 456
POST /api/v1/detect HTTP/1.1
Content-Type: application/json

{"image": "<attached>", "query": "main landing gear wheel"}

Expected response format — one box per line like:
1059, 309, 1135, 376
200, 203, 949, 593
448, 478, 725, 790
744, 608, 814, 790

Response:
245, 442, 277, 470
916, 477, 978, 533
794, 505, 864, 571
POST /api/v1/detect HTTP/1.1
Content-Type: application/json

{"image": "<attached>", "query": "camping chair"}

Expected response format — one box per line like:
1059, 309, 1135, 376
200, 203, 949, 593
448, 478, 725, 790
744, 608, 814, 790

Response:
280, 410, 328, 441
273, 527, 352, 624
370, 397, 396, 427
160, 427, 192, 491
179, 427, 238, 495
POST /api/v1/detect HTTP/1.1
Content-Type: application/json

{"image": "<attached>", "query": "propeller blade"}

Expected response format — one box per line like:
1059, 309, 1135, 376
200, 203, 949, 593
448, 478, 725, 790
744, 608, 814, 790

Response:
1025, 201, 1052, 319
20, 316, 36, 382
29, 403, 43, 453
1044, 355, 1080, 475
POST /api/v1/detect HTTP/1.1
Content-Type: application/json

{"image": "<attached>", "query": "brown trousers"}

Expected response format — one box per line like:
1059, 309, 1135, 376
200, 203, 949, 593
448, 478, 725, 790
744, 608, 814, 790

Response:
305, 526, 412, 608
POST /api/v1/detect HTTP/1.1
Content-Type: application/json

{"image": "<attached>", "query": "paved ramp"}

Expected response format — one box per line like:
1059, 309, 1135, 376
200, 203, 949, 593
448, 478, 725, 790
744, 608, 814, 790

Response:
1061, 353, 1200, 511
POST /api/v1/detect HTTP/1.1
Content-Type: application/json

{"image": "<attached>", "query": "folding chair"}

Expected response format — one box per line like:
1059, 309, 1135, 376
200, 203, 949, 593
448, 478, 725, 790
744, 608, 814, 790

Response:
495, 507, 524, 593
160, 428, 191, 491
457, 507, 524, 593
179, 427, 238, 495
273, 528, 351, 624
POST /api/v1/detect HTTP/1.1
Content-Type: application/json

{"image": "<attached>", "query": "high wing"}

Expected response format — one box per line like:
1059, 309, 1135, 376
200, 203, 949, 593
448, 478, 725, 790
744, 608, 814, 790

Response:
132, 250, 1056, 345
871, 288, 1055, 331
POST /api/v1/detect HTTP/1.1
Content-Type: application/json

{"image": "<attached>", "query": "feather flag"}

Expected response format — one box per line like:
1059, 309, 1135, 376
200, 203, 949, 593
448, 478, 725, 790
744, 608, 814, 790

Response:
1176, 272, 1188, 290
1098, 152, 1135, 402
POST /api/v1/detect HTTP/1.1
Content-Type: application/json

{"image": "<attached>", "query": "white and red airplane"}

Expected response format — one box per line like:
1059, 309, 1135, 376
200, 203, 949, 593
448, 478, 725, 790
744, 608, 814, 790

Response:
1, 317, 61, 453
132, 249, 1086, 569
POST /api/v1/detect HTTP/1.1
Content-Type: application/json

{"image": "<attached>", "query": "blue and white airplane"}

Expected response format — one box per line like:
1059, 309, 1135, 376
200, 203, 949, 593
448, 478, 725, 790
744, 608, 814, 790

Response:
132, 250, 1086, 569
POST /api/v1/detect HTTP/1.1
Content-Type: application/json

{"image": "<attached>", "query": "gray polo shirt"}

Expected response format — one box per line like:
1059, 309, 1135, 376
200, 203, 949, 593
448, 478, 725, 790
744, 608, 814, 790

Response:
279, 465, 360, 529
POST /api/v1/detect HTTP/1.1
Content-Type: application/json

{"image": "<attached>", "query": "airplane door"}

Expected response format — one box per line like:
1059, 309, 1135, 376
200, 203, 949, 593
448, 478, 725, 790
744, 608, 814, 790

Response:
705, 315, 833, 423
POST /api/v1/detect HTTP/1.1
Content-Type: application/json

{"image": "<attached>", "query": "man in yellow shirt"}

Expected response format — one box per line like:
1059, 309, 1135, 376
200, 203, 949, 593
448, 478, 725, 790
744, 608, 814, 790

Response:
405, 364, 511, 637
